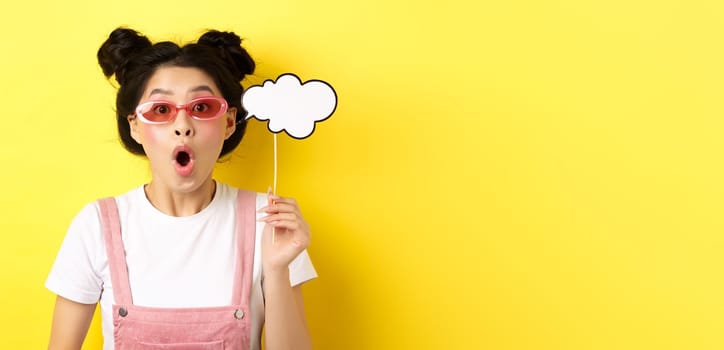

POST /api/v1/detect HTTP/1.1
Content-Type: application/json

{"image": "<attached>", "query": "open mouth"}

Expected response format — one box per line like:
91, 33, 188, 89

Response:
173, 145, 195, 176
176, 151, 191, 166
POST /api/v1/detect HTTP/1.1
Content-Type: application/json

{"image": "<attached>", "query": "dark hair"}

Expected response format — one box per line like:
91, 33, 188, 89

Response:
97, 27, 255, 157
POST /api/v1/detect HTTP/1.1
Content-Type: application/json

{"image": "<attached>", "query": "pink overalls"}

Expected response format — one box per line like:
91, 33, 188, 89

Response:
97, 190, 257, 349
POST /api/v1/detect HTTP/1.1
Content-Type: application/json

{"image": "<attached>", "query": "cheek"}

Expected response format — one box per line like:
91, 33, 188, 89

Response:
196, 122, 226, 144
139, 126, 161, 144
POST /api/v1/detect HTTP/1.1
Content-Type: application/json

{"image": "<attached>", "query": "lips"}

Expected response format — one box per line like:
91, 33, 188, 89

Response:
172, 145, 195, 177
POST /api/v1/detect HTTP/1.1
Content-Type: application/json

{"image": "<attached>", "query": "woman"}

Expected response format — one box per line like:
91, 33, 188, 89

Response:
46, 27, 316, 350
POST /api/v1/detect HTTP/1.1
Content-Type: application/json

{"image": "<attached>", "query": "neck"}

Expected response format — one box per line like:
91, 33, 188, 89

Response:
144, 179, 217, 217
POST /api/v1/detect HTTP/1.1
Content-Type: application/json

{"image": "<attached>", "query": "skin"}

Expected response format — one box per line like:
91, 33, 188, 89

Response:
48, 66, 312, 350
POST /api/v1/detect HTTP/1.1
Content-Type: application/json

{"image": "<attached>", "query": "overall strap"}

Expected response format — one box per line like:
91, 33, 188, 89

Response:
231, 190, 257, 306
97, 197, 133, 305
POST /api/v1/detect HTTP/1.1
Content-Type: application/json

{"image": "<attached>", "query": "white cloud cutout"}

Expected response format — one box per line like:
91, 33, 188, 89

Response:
242, 73, 337, 139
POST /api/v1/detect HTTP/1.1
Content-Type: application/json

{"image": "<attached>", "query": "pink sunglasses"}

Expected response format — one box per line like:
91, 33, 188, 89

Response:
135, 96, 229, 124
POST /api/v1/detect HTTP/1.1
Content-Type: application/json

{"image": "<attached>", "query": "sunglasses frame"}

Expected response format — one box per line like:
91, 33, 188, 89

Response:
134, 96, 229, 125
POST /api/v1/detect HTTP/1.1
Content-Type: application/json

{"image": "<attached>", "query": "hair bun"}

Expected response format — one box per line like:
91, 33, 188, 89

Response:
97, 27, 152, 84
198, 30, 255, 81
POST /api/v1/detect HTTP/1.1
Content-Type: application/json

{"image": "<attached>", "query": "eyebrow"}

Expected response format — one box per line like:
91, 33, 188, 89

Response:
147, 85, 215, 97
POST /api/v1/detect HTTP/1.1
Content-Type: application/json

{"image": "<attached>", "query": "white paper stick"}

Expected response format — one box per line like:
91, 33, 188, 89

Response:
272, 133, 278, 244
273, 133, 278, 195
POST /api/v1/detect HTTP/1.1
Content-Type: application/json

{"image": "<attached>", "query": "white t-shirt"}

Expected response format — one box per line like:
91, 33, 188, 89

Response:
45, 182, 317, 350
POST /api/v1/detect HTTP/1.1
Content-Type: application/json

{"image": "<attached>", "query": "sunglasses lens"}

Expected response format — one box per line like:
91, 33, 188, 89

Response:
190, 98, 225, 119
136, 97, 227, 124
138, 102, 175, 123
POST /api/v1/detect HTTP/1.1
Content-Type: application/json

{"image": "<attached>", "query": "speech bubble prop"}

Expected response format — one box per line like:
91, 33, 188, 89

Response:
242, 73, 337, 139
241, 73, 337, 243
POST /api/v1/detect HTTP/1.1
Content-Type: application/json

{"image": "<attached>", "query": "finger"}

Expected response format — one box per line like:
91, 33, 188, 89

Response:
257, 202, 300, 214
266, 224, 310, 246
263, 219, 304, 232
257, 213, 298, 223
266, 195, 298, 207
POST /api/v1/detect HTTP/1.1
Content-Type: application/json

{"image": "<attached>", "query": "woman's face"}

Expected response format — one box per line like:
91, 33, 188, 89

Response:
128, 66, 237, 193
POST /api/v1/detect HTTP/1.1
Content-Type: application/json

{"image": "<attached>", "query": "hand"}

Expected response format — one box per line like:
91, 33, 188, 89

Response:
258, 190, 311, 274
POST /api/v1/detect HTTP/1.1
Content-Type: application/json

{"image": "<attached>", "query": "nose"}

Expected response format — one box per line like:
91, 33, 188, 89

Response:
173, 109, 194, 137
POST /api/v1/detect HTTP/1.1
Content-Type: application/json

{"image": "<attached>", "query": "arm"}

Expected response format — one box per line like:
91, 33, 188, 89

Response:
259, 193, 313, 350
263, 271, 312, 350
48, 295, 96, 350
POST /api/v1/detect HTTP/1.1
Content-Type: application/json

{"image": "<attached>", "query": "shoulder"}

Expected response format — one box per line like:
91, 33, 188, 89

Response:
67, 201, 102, 238
64, 185, 144, 247
215, 182, 267, 210
111, 184, 146, 209
63, 199, 107, 253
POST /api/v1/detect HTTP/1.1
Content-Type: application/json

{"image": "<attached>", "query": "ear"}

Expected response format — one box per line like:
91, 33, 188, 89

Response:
128, 114, 142, 144
224, 107, 237, 140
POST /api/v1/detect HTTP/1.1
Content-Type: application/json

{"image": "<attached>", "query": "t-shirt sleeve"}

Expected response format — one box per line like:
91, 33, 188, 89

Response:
289, 249, 317, 287
45, 202, 105, 304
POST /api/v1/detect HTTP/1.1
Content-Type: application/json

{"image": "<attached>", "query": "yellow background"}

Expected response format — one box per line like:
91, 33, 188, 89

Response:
1, 0, 724, 349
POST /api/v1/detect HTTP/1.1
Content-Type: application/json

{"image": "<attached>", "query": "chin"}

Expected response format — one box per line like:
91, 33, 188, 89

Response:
173, 172, 214, 193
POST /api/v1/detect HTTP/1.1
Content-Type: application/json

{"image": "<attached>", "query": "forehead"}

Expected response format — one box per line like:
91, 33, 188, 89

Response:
142, 66, 222, 98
